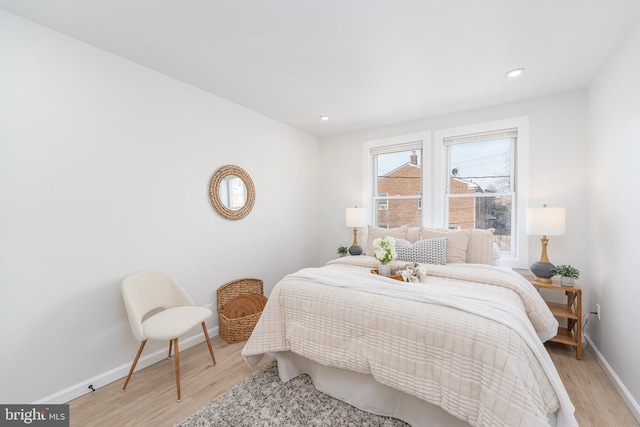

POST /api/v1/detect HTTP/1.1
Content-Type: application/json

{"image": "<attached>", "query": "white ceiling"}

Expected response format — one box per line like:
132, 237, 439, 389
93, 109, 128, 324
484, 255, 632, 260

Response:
1, 0, 639, 138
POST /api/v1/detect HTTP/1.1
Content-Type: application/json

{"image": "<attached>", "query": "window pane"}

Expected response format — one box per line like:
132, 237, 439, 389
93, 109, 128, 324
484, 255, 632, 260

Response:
448, 195, 513, 251
447, 137, 515, 253
376, 197, 422, 228
449, 138, 511, 194
376, 149, 421, 192
374, 149, 422, 228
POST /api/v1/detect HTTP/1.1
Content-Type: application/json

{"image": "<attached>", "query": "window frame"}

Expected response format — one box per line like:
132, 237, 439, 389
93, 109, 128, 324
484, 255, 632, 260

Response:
362, 132, 431, 228
434, 117, 529, 268
445, 132, 516, 253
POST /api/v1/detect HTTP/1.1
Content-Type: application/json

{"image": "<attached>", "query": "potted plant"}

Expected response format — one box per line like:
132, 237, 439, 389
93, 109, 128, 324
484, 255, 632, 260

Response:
337, 246, 348, 257
550, 265, 579, 287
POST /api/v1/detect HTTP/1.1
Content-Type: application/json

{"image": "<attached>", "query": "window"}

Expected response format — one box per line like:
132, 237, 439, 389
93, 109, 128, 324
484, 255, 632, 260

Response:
363, 117, 529, 267
434, 117, 529, 267
378, 193, 388, 210
372, 148, 422, 227
364, 138, 426, 229
445, 130, 516, 253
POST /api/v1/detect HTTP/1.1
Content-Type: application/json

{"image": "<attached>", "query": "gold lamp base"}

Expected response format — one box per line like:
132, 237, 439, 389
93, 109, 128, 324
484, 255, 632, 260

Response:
348, 227, 363, 256
531, 235, 554, 283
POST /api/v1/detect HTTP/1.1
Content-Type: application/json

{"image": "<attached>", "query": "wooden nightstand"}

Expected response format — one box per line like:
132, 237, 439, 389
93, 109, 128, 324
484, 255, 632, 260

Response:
516, 270, 582, 360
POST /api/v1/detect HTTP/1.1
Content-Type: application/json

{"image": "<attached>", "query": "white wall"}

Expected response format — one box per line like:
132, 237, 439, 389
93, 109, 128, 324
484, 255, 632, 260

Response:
0, 10, 320, 404
587, 21, 640, 414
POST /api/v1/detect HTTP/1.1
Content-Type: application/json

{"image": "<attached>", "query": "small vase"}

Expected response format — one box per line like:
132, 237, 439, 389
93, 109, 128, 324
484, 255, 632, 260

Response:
379, 263, 391, 277
561, 276, 574, 287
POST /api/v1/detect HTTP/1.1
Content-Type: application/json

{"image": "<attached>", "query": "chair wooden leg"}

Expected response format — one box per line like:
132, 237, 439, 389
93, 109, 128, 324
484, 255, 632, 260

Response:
201, 322, 217, 365
122, 340, 146, 392
167, 340, 173, 359
173, 338, 181, 402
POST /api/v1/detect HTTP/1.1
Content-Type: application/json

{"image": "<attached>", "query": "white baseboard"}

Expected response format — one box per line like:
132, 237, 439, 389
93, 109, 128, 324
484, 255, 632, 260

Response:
34, 321, 219, 405
584, 334, 640, 423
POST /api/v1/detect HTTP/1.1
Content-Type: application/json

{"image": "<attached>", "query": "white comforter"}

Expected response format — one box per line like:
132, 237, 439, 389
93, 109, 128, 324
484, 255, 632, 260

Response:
242, 260, 578, 427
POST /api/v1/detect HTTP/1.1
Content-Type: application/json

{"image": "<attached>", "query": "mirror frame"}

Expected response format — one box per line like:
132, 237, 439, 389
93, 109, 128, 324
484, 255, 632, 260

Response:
209, 165, 255, 220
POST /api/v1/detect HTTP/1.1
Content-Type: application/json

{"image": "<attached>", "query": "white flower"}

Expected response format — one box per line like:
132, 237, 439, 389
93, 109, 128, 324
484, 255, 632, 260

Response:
373, 236, 397, 264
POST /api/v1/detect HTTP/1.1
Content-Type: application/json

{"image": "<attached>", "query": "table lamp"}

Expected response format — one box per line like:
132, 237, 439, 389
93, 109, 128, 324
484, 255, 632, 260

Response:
346, 207, 367, 256
526, 205, 566, 283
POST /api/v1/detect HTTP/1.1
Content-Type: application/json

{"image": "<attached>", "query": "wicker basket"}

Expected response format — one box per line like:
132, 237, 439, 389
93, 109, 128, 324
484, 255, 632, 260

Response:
217, 278, 264, 344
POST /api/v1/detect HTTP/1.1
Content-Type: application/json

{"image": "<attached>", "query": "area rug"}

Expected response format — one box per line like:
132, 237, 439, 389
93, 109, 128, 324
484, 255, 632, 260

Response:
174, 361, 409, 426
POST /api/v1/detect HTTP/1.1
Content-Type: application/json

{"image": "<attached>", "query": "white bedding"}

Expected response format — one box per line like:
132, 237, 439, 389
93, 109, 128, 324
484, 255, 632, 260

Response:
242, 258, 578, 427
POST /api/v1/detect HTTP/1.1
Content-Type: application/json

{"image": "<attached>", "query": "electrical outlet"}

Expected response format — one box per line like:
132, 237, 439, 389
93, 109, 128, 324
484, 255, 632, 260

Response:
596, 304, 601, 320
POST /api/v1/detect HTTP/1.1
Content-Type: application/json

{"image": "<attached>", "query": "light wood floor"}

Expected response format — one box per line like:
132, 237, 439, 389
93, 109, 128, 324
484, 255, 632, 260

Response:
68, 337, 639, 427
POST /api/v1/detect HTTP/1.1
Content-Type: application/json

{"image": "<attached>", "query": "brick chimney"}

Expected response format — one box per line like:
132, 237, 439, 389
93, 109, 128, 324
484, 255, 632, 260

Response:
410, 151, 417, 165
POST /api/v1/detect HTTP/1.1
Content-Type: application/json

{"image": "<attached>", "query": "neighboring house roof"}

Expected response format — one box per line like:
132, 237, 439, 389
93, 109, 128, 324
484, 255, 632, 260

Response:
450, 176, 483, 193
377, 162, 420, 179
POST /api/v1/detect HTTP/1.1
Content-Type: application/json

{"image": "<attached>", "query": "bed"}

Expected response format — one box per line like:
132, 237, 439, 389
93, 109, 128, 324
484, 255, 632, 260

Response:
241, 227, 578, 427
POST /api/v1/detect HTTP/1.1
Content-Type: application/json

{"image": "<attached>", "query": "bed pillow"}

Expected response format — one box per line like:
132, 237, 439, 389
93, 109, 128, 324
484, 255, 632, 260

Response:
395, 238, 448, 265
406, 226, 422, 243
420, 228, 471, 263
366, 225, 408, 256
467, 228, 496, 265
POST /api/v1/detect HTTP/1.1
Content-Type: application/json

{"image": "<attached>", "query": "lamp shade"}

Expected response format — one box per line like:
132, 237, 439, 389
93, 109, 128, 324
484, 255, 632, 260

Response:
346, 208, 367, 228
526, 207, 566, 236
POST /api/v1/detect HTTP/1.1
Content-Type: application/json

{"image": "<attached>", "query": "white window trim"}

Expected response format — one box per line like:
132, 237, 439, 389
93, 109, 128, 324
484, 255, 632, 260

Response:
434, 116, 530, 268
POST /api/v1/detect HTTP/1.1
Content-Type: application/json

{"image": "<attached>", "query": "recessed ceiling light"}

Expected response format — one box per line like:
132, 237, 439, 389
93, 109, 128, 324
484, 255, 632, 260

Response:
319, 115, 330, 121
506, 68, 525, 78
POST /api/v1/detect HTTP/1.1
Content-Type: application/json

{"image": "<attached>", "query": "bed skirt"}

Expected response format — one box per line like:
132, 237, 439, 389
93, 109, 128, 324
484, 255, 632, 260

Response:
272, 351, 558, 427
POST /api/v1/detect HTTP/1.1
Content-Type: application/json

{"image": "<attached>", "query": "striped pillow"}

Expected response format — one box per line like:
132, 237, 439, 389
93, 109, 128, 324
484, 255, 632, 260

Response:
395, 238, 448, 265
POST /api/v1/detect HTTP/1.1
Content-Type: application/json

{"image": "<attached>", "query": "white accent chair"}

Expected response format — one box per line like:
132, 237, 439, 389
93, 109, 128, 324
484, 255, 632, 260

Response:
121, 270, 216, 402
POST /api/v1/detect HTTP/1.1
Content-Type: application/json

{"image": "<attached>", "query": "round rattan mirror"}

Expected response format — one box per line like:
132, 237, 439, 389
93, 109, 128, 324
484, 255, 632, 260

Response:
209, 165, 255, 220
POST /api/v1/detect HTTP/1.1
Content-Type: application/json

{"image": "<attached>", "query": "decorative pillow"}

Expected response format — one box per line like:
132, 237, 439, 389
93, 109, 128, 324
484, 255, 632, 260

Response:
420, 228, 471, 263
406, 226, 422, 243
467, 228, 496, 265
395, 238, 448, 265
366, 225, 408, 256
